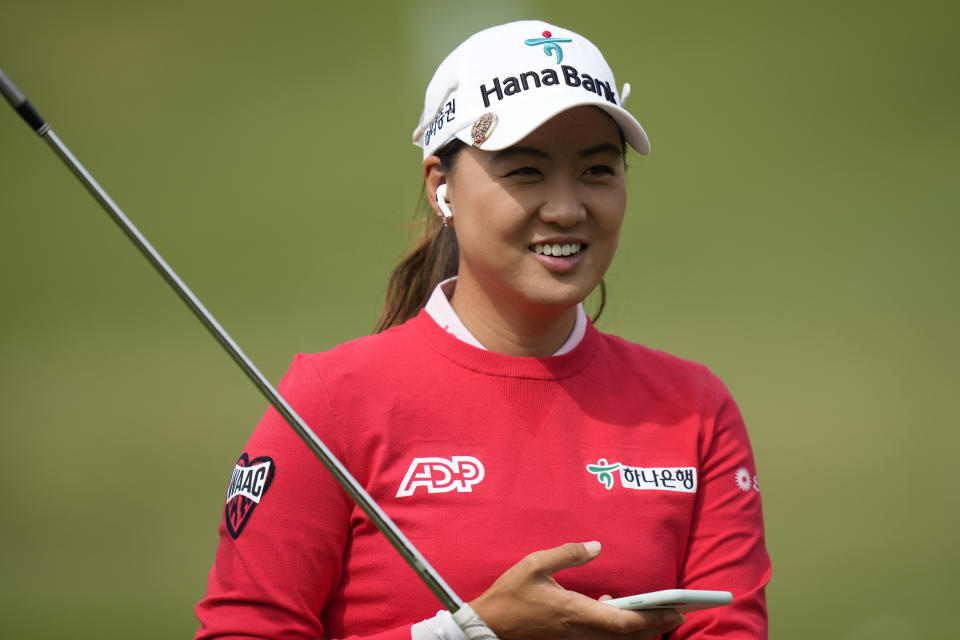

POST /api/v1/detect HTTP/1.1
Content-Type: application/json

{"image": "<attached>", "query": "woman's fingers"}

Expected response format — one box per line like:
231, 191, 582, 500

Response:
469, 542, 688, 639
520, 541, 602, 576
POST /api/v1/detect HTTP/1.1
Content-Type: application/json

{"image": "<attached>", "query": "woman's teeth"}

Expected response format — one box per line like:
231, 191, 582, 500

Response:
533, 242, 582, 257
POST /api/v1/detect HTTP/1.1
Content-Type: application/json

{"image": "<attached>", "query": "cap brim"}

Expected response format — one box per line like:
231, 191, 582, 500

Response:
454, 93, 650, 155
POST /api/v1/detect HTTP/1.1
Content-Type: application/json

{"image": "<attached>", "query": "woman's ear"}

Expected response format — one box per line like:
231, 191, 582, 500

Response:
423, 155, 451, 222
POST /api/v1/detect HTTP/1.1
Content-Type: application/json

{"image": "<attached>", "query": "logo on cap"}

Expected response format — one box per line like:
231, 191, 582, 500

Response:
524, 30, 572, 64
471, 113, 497, 147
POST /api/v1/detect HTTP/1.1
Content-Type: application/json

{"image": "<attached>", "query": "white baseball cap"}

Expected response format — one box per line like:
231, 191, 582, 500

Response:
412, 20, 650, 159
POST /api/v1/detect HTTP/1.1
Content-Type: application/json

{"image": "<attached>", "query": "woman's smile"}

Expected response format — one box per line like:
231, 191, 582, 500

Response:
530, 238, 588, 272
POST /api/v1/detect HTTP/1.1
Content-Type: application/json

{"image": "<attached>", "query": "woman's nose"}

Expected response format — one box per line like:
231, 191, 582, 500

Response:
538, 185, 587, 228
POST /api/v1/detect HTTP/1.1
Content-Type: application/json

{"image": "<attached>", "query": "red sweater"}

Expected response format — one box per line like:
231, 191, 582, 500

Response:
196, 311, 770, 639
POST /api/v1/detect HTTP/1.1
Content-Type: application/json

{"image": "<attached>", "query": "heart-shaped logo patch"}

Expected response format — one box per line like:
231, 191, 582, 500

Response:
224, 453, 275, 539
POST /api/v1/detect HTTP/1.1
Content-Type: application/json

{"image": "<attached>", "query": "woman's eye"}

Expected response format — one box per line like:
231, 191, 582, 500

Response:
506, 167, 541, 177
584, 165, 615, 176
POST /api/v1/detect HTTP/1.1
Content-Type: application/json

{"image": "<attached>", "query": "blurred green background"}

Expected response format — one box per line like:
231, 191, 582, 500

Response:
1, 0, 956, 637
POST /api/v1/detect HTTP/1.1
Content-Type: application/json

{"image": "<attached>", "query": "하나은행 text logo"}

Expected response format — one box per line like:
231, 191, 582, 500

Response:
586, 458, 697, 493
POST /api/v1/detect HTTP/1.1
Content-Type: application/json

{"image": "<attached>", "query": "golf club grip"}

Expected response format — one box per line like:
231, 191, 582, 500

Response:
0, 68, 48, 134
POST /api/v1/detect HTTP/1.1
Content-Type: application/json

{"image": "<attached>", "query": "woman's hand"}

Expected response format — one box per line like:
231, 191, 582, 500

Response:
468, 542, 684, 640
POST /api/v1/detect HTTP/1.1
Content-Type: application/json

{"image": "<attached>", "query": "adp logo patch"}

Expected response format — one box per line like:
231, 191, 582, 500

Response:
224, 453, 275, 539
396, 456, 485, 498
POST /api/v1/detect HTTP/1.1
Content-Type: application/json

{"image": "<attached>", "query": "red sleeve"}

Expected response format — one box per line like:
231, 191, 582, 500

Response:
194, 354, 416, 640
673, 372, 771, 639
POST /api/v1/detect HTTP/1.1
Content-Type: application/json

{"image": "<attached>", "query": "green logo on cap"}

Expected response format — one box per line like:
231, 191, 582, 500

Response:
525, 30, 572, 64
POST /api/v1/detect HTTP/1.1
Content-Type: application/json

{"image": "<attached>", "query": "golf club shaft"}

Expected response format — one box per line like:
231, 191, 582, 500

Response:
0, 68, 464, 614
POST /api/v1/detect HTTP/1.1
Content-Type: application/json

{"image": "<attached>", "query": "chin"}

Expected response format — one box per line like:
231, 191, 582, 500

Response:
524, 279, 597, 310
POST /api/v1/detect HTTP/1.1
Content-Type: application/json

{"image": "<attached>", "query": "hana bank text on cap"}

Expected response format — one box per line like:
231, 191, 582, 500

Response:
412, 20, 650, 160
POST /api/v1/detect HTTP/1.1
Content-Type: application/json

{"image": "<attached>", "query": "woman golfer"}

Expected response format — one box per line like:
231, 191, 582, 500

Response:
196, 20, 770, 640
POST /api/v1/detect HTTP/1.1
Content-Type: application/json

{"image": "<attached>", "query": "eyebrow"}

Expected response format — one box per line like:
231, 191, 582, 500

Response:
578, 142, 623, 159
490, 146, 550, 162
489, 143, 623, 162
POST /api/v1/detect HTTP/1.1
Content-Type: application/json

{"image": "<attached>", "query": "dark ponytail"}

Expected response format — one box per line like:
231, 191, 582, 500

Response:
373, 206, 459, 332
374, 141, 464, 333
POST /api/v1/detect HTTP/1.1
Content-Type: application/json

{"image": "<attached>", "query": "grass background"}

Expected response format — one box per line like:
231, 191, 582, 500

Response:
1, 1, 957, 637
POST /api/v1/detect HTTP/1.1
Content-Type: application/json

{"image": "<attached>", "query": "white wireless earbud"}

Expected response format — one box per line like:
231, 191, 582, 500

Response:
435, 184, 453, 222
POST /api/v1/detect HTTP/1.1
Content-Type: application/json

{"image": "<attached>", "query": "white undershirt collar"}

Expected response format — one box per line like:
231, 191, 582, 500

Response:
424, 276, 587, 356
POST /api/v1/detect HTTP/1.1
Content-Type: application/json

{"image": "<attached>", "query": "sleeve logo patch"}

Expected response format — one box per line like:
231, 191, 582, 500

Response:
735, 466, 760, 493
224, 453, 275, 539
586, 458, 697, 493
396, 456, 485, 497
